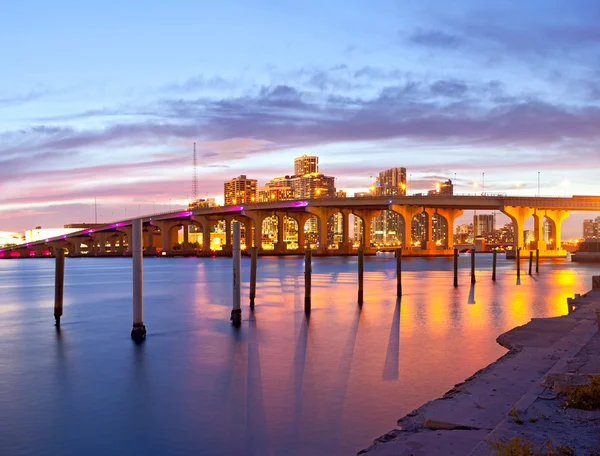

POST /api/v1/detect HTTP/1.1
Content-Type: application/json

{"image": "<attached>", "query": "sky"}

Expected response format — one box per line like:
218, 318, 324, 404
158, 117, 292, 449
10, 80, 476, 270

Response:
1, 0, 599, 236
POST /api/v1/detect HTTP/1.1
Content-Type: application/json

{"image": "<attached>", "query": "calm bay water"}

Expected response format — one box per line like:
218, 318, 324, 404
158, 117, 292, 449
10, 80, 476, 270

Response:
0, 254, 598, 455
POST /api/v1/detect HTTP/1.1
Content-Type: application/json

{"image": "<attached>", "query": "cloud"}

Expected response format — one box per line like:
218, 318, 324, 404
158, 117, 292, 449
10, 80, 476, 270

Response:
408, 29, 464, 49
0, 90, 50, 108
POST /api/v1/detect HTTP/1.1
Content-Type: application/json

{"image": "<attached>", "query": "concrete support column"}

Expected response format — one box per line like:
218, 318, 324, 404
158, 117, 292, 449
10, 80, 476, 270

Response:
151, 220, 178, 254
224, 218, 232, 250
307, 207, 332, 254
68, 240, 82, 256
340, 209, 353, 254
182, 223, 189, 248
352, 209, 381, 253
390, 205, 421, 249
289, 212, 312, 253
501, 206, 535, 252
118, 226, 133, 253
275, 214, 286, 253
544, 210, 569, 251
533, 211, 546, 252
203, 221, 212, 252
434, 208, 464, 249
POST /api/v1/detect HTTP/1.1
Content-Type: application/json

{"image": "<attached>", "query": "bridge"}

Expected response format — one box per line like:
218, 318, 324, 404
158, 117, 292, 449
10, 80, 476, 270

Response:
2, 194, 600, 259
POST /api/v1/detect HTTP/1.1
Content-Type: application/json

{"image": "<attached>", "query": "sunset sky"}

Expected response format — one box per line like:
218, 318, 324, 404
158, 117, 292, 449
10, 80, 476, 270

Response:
1, 0, 599, 235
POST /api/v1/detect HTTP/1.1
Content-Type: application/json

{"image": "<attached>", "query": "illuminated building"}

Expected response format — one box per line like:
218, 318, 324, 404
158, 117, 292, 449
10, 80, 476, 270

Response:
25, 227, 81, 242
372, 167, 407, 196
258, 186, 294, 202
189, 198, 217, 209
455, 223, 473, 244
294, 155, 319, 176
370, 168, 406, 244
474, 214, 495, 236
224, 175, 257, 205
428, 179, 453, 195
583, 217, 600, 240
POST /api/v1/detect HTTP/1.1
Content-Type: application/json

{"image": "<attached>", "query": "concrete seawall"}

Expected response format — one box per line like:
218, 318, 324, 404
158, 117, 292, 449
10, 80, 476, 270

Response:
360, 276, 600, 455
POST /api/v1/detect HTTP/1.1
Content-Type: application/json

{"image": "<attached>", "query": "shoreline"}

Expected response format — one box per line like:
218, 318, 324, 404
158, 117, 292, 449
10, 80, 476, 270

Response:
360, 276, 600, 455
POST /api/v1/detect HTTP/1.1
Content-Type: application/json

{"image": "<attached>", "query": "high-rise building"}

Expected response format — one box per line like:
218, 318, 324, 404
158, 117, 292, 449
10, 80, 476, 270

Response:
372, 167, 407, 196
224, 175, 257, 205
474, 214, 495, 236
583, 217, 600, 240
370, 168, 407, 243
428, 179, 453, 196
439, 179, 453, 195
258, 186, 294, 202
294, 155, 319, 176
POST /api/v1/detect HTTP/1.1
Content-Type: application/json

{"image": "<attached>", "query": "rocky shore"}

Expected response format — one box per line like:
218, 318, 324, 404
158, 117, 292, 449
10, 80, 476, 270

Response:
360, 276, 600, 455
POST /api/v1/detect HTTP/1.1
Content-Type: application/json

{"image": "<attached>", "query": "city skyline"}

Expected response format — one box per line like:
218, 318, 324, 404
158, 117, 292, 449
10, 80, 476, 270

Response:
1, 1, 600, 236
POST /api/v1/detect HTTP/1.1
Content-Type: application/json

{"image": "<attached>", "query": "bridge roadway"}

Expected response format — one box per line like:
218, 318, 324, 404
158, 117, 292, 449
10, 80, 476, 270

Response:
2, 195, 600, 259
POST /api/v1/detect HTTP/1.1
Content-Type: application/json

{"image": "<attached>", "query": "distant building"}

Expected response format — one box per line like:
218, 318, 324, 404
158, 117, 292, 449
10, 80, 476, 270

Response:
25, 227, 81, 243
439, 179, 453, 195
189, 198, 217, 209
372, 167, 407, 196
294, 155, 319, 176
370, 168, 406, 243
258, 186, 294, 202
583, 217, 600, 240
474, 214, 495, 236
455, 223, 473, 244
224, 175, 257, 205
428, 179, 453, 196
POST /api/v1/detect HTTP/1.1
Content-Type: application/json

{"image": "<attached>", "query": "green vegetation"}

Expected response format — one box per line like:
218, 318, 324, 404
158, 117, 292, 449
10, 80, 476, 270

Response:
489, 437, 574, 455
564, 375, 600, 410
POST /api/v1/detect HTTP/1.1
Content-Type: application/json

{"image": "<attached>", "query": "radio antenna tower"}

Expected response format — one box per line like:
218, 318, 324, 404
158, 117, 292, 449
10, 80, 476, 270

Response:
192, 141, 198, 202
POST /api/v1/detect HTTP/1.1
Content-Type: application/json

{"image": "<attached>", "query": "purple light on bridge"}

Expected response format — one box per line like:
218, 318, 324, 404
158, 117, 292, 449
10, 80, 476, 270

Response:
62, 235, 67, 239
172, 211, 193, 218
289, 201, 308, 207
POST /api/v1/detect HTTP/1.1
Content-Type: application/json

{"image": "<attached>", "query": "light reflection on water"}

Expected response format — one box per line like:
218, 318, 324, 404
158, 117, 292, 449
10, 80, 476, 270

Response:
0, 255, 597, 455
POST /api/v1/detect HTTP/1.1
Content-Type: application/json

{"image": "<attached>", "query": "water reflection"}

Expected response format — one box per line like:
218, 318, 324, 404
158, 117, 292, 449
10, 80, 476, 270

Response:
0, 256, 596, 456
382, 299, 401, 381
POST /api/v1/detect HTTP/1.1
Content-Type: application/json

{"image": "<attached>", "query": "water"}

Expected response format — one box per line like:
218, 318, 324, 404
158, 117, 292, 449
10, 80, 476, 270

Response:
0, 255, 598, 455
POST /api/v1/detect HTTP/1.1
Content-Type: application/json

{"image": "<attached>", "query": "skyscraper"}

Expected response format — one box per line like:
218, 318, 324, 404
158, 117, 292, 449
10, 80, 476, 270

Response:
224, 175, 257, 205
583, 217, 600, 240
373, 167, 407, 196
370, 167, 407, 243
474, 214, 495, 236
294, 155, 319, 176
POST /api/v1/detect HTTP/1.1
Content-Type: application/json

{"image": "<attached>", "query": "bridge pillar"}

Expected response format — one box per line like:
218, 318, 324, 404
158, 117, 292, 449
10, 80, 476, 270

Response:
67, 239, 83, 256
223, 218, 232, 251
390, 205, 421, 249
118, 226, 133, 253
352, 209, 382, 253
307, 207, 339, 254
423, 209, 437, 250
501, 206, 535, 252
274, 213, 287, 253
339, 209, 353, 254
434, 208, 464, 249
144, 226, 158, 255
288, 212, 313, 253
241, 211, 271, 252
182, 223, 190, 249
544, 210, 569, 251
533, 210, 546, 252
152, 220, 183, 254
192, 217, 213, 253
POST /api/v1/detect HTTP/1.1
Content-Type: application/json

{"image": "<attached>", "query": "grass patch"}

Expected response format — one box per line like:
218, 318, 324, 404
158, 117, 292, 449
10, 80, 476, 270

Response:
563, 375, 600, 410
489, 436, 574, 455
